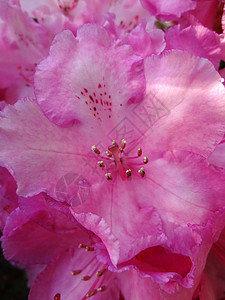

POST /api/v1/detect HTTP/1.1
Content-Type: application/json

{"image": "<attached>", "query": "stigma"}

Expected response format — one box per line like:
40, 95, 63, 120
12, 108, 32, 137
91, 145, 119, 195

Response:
92, 139, 149, 181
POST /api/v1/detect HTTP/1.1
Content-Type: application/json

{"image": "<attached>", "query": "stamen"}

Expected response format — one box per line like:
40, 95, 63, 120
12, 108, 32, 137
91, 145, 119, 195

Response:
96, 268, 107, 277
97, 286, 106, 292
126, 169, 132, 178
112, 140, 117, 145
105, 151, 112, 157
119, 147, 123, 153
105, 173, 112, 180
78, 243, 86, 249
86, 289, 97, 298
138, 148, 142, 156
85, 246, 95, 252
82, 275, 91, 281
121, 139, 126, 150
92, 145, 100, 155
98, 161, 105, 168
143, 156, 149, 164
138, 167, 145, 177
71, 270, 82, 275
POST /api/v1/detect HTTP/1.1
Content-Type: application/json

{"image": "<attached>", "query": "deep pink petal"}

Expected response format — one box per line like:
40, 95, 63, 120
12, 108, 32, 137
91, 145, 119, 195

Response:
1, 207, 85, 267
140, 0, 196, 20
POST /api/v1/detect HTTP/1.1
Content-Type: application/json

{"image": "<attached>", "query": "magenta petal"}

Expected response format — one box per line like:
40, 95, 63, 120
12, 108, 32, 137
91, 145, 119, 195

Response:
34, 25, 145, 126
140, 0, 196, 20
143, 50, 225, 156
1, 208, 83, 267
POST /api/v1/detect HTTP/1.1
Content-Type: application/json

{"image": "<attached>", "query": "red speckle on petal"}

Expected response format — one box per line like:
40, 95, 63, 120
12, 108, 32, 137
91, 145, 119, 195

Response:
93, 92, 96, 97
120, 104, 122, 106
109, 115, 111, 118
84, 88, 88, 93
81, 91, 84, 95
93, 107, 96, 111
89, 95, 94, 102
104, 92, 107, 95
100, 93, 103, 96
76, 96, 80, 99
96, 99, 98, 104
98, 84, 102, 88
109, 95, 111, 99
54, 293, 61, 300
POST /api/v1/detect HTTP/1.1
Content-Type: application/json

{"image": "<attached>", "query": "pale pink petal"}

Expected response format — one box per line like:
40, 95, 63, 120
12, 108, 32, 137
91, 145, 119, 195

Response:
29, 247, 120, 300
142, 50, 225, 157
0, 0, 51, 99
121, 18, 165, 57
118, 269, 197, 300
34, 24, 145, 126
0, 99, 97, 197
208, 140, 225, 168
139, 0, 196, 20
165, 24, 222, 69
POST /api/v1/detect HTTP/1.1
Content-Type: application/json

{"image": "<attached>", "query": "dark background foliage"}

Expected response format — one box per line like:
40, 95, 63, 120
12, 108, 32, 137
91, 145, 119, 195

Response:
0, 243, 29, 300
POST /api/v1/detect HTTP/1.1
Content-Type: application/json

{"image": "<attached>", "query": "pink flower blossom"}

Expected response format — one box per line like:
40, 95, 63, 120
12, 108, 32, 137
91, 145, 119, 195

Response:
0, 193, 206, 299
1, 22, 225, 294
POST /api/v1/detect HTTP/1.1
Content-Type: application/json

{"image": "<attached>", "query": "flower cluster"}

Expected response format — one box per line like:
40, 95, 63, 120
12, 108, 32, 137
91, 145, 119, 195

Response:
0, 0, 225, 299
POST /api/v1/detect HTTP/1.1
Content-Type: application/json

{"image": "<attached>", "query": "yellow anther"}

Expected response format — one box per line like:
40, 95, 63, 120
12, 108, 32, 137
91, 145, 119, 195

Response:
97, 286, 106, 292
126, 169, 132, 178
96, 268, 107, 277
138, 167, 145, 177
71, 270, 82, 276
138, 148, 142, 157
105, 173, 112, 181
78, 243, 86, 249
105, 151, 112, 157
85, 246, 94, 252
121, 139, 126, 150
86, 289, 97, 298
143, 156, 149, 164
92, 145, 100, 155
82, 275, 91, 281
98, 161, 105, 168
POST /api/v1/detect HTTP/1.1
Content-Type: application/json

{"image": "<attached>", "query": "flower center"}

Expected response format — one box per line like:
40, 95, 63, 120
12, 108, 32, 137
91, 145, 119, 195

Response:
92, 139, 149, 181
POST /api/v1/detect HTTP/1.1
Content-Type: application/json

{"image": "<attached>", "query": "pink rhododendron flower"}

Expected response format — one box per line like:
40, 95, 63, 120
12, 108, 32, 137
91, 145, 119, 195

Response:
1, 22, 225, 296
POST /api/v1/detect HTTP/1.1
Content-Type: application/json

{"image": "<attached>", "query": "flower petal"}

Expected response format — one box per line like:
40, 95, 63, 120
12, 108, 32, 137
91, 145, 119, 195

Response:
34, 24, 145, 127
141, 50, 225, 157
